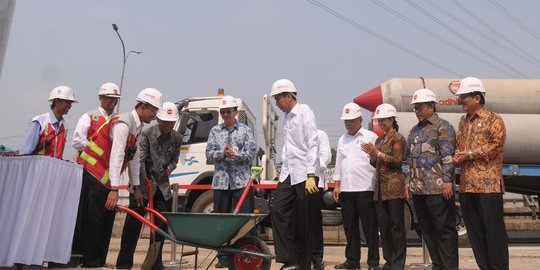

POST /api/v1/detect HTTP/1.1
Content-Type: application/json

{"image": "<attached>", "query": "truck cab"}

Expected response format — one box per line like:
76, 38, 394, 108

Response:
169, 91, 260, 212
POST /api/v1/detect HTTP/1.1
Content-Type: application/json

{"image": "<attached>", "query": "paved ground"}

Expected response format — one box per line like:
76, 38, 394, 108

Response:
104, 238, 539, 270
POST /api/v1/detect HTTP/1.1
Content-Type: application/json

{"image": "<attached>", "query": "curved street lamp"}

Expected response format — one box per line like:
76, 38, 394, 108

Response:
112, 23, 142, 112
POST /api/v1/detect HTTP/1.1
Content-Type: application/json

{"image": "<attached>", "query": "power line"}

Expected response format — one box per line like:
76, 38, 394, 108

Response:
488, 0, 540, 42
405, 0, 528, 78
368, 0, 519, 78
305, 0, 464, 77
423, 0, 540, 69
450, 0, 540, 72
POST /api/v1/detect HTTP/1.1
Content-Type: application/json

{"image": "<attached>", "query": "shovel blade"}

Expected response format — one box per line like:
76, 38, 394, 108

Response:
141, 232, 163, 270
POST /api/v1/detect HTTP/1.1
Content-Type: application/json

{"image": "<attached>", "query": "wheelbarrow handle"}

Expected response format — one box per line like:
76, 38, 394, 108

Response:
117, 205, 160, 231
144, 207, 168, 225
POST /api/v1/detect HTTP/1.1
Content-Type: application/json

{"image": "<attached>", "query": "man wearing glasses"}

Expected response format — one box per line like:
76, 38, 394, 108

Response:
453, 77, 508, 270
205, 95, 257, 268
270, 79, 320, 270
405, 88, 458, 270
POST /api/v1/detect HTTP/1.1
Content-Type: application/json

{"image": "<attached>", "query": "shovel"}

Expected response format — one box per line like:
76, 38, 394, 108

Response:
233, 166, 263, 214
141, 178, 162, 270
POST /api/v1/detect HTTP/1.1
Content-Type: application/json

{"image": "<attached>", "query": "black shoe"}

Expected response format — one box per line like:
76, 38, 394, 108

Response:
313, 261, 325, 270
281, 262, 301, 270
215, 260, 228, 268
368, 267, 380, 270
334, 261, 360, 270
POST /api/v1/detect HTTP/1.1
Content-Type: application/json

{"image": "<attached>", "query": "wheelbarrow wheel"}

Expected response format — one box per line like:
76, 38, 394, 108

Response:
228, 235, 271, 270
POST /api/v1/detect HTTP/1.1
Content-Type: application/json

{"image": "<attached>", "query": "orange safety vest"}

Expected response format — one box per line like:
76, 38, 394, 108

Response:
86, 109, 109, 141
31, 113, 67, 159
77, 112, 138, 188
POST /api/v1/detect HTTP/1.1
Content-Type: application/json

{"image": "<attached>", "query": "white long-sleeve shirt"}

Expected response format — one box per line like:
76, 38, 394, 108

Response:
318, 129, 332, 188
72, 107, 115, 151
333, 127, 378, 192
109, 110, 142, 188
279, 103, 320, 185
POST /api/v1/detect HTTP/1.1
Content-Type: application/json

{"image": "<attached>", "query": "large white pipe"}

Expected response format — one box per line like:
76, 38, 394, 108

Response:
374, 112, 540, 165
355, 78, 540, 114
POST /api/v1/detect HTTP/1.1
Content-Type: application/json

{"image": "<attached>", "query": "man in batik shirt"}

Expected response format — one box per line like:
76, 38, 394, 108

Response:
453, 77, 508, 270
405, 88, 458, 270
206, 95, 257, 268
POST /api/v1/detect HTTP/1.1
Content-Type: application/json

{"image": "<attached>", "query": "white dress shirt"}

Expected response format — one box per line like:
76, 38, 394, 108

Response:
318, 129, 332, 189
333, 127, 378, 192
72, 107, 114, 151
109, 110, 142, 188
279, 103, 320, 185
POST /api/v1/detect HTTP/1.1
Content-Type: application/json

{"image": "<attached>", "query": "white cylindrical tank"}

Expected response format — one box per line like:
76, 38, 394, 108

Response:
355, 78, 540, 114
370, 112, 540, 165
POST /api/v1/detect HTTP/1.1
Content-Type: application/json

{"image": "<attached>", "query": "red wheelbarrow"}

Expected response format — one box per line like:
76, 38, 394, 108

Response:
117, 166, 274, 270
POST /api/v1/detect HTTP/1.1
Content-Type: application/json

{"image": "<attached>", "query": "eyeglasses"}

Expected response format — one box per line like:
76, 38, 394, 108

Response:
220, 109, 235, 115
412, 103, 428, 112
274, 93, 286, 102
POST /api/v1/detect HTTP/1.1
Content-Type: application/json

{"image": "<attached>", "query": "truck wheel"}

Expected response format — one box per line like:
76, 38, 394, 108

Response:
229, 235, 272, 270
322, 209, 343, 226
191, 190, 214, 213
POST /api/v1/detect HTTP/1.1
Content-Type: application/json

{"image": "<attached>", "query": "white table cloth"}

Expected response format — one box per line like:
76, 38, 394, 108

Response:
0, 156, 83, 266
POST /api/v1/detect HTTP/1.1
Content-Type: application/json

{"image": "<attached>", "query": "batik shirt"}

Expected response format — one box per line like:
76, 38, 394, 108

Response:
206, 120, 257, 190
405, 114, 456, 195
372, 129, 407, 201
456, 107, 506, 193
139, 124, 182, 201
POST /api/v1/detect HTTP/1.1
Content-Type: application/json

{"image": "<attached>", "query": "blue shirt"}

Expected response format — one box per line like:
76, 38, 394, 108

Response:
404, 113, 456, 195
19, 111, 63, 154
206, 120, 257, 190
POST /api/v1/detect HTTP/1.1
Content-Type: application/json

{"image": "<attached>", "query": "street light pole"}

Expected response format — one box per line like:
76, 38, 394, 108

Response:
112, 23, 142, 113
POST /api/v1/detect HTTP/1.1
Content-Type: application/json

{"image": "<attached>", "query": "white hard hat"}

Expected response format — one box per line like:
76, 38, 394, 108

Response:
410, 88, 437, 104
157, 101, 179, 121
455, 77, 486, 95
271, 79, 298, 96
373, 103, 398, 119
219, 95, 238, 109
48, 86, 78, 103
340, 103, 362, 120
136, 88, 163, 109
98, 82, 121, 97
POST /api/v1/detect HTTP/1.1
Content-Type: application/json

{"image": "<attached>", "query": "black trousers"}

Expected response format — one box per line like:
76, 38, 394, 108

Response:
413, 195, 458, 270
213, 187, 255, 262
376, 199, 406, 270
311, 190, 324, 267
116, 191, 172, 269
271, 177, 320, 270
460, 193, 509, 270
213, 186, 255, 214
73, 170, 116, 267
340, 191, 380, 268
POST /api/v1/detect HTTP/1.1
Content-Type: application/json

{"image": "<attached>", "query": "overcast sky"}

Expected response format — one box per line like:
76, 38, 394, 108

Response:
1, 0, 539, 160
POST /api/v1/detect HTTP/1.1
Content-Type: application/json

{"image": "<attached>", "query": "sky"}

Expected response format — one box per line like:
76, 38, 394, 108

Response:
0, 0, 539, 160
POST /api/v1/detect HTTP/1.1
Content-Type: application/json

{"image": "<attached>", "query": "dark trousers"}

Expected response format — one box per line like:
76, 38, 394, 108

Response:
311, 190, 324, 267
413, 195, 458, 270
460, 193, 509, 270
340, 191, 380, 268
213, 187, 255, 262
376, 199, 406, 270
73, 170, 116, 267
116, 191, 172, 269
271, 177, 320, 270
213, 186, 255, 214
